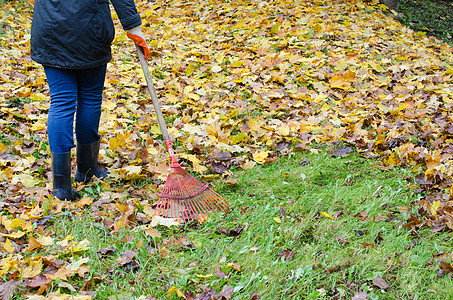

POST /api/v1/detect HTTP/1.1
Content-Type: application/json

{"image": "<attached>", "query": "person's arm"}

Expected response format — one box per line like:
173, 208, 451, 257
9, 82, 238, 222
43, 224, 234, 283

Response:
110, 0, 150, 59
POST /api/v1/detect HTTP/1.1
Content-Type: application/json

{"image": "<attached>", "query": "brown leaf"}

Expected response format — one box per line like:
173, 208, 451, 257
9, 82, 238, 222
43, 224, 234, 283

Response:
209, 161, 229, 174
250, 292, 261, 300
334, 234, 350, 245
433, 251, 448, 262
374, 231, 384, 244
218, 285, 234, 300
403, 215, 422, 228
217, 225, 245, 237
277, 249, 295, 260
53, 266, 76, 281
280, 207, 287, 219
344, 179, 355, 186
24, 274, 51, 289
58, 282, 77, 293
77, 265, 90, 278
372, 276, 390, 289
28, 235, 43, 252
81, 277, 103, 291
440, 261, 453, 274
116, 250, 136, 266
0, 280, 19, 300
359, 242, 374, 248
331, 146, 353, 157
215, 267, 225, 278
352, 292, 368, 300
240, 206, 250, 213
354, 211, 368, 221
211, 151, 232, 161
145, 228, 162, 239
97, 246, 117, 256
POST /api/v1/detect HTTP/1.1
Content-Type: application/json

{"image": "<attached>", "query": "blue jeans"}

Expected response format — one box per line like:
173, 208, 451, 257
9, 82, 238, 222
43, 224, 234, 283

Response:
44, 64, 107, 153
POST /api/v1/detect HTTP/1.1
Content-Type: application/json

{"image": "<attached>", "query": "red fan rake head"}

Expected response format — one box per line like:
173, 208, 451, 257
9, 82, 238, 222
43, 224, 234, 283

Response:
154, 164, 229, 222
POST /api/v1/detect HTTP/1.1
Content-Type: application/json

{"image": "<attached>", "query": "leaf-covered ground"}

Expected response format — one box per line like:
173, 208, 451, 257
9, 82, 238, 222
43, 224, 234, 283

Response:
1, 0, 453, 298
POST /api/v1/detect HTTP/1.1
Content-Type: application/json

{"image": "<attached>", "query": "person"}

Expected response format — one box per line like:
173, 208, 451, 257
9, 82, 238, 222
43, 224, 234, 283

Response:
30, 0, 150, 200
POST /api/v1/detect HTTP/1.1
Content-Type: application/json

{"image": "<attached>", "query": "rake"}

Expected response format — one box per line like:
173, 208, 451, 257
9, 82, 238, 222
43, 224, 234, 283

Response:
135, 45, 229, 222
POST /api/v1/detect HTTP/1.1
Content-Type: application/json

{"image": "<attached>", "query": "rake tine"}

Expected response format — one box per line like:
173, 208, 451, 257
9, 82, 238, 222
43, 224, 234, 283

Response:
189, 195, 203, 217
199, 193, 219, 215
200, 191, 222, 214
155, 199, 163, 217
185, 197, 197, 220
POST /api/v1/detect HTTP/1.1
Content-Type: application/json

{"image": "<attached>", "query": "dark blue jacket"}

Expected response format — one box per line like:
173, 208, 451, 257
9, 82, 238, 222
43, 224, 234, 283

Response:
31, 0, 142, 69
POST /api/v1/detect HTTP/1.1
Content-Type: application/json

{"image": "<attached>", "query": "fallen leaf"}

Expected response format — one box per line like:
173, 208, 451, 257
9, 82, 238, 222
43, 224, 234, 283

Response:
145, 228, 162, 238
372, 276, 390, 289
321, 211, 334, 219
150, 216, 180, 228
440, 261, 453, 274
217, 225, 245, 237
352, 292, 368, 300
159, 247, 170, 259
0, 280, 19, 300
218, 285, 234, 300
97, 246, 117, 256
167, 286, 186, 299
227, 263, 241, 272
331, 146, 353, 157
58, 282, 77, 293
277, 249, 295, 260
215, 267, 225, 278
116, 250, 135, 266
24, 275, 51, 289
250, 291, 261, 300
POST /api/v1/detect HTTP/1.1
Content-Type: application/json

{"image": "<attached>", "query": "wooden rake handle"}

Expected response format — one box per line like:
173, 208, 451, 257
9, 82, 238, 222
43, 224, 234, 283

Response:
135, 45, 178, 165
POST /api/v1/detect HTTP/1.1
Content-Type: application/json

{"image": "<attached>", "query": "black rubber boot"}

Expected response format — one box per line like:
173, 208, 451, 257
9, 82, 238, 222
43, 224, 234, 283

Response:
74, 138, 108, 183
52, 152, 80, 201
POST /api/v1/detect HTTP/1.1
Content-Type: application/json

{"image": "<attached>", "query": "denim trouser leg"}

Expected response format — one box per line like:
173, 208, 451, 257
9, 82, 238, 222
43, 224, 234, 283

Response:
44, 65, 107, 153
75, 64, 107, 144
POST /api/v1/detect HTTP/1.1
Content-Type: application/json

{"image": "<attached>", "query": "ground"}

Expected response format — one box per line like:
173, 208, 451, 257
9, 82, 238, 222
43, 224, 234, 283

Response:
398, 0, 453, 44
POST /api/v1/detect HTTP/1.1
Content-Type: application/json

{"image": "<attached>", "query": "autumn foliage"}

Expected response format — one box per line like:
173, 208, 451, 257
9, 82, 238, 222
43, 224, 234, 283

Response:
1, 0, 453, 298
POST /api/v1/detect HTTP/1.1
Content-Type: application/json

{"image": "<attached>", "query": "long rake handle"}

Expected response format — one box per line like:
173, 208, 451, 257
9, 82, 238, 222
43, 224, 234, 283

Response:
136, 45, 170, 142
136, 45, 178, 165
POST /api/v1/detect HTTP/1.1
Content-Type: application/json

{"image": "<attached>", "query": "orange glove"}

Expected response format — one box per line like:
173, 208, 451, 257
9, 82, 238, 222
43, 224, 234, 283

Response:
126, 26, 150, 59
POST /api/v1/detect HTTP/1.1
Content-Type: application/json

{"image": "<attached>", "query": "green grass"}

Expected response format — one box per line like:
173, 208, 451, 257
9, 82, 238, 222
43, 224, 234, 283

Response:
32, 150, 453, 299
399, 0, 453, 44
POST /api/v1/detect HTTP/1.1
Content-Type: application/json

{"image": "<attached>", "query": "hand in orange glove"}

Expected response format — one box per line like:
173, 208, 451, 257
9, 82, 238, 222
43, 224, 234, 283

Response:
126, 26, 150, 59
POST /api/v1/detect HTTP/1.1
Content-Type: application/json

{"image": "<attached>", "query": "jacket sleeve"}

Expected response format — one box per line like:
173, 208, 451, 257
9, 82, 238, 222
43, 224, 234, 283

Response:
110, 0, 142, 30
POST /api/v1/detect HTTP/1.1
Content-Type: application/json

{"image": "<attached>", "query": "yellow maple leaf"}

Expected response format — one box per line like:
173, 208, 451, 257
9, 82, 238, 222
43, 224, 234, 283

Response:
227, 262, 241, 271
36, 236, 54, 246
167, 286, 186, 299
21, 257, 43, 278
321, 211, 334, 219
3, 238, 15, 253
279, 123, 290, 136
430, 201, 441, 217
253, 150, 269, 164
330, 70, 356, 90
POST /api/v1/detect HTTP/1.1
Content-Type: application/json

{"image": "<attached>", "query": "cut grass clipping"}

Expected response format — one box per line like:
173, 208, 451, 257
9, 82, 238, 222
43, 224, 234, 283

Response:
40, 150, 452, 299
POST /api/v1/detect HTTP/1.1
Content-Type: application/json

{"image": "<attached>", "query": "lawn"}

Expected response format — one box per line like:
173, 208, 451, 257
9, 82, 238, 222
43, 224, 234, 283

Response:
26, 150, 452, 299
